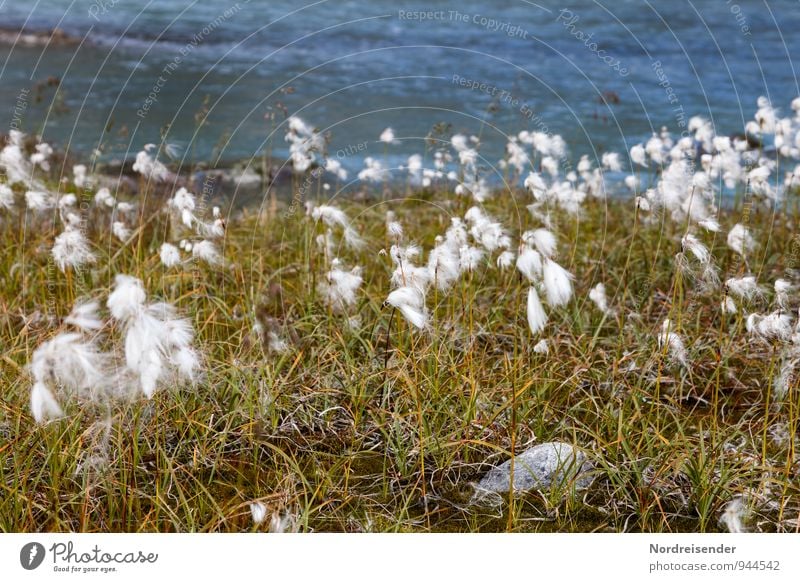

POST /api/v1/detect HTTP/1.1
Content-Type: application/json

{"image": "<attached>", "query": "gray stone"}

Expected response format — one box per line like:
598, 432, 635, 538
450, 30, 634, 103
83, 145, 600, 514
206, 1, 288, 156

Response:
477, 442, 593, 493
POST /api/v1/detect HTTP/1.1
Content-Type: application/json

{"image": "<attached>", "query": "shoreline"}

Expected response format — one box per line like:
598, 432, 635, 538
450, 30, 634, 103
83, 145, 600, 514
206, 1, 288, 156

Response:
0, 130, 767, 212
0, 26, 85, 48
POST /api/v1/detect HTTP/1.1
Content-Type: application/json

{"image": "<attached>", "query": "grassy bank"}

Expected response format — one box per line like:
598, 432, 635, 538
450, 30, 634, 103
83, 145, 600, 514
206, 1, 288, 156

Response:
1, 167, 798, 533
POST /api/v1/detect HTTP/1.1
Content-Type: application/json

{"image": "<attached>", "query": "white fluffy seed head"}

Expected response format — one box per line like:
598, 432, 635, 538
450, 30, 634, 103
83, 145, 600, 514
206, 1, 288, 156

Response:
746, 311, 793, 341
94, 187, 115, 208
542, 259, 574, 307
52, 226, 96, 273
721, 296, 737, 314
727, 223, 754, 256
720, 498, 746, 533
496, 250, 515, 270
725, 276, 761, 301
112, 221, 131, 242
64, 301, 104, 332
526, 286, 548, 335
192, 240, 222, 265
320, 260, 364, 313
159, 243, 181, 267
681, 233, 711, 264
516, 247, 543, 283
0, 183, 14, 210
30, 381, 64, 423
387, 220, 404, 240
658, 319, 689, 368
379, 127, 396, 144
775, 278, 792, 310
30, 331, 109, 413
107, 275, 146, 321
427, 244, 460, 291
386, 286, 428, 330
459, 245, 484, 273
588, 283, 610, 314
528, 228, 557, 258
122, 301, 200, 398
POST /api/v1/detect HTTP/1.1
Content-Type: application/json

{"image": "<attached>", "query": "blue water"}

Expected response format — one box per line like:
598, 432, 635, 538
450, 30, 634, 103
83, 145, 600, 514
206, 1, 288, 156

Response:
1, 0, 799, 177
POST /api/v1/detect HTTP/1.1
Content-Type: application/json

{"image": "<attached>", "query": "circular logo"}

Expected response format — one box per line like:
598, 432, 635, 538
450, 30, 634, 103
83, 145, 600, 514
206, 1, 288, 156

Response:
20, 542, 46, 570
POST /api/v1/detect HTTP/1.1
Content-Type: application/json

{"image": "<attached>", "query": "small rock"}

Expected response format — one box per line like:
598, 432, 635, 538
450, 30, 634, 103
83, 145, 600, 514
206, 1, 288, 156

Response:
229, 167, 261, 188
477, 442, 593, 494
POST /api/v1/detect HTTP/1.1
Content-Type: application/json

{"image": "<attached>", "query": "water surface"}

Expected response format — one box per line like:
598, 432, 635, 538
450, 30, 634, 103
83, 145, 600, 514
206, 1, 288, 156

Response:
1, 0, 798, 178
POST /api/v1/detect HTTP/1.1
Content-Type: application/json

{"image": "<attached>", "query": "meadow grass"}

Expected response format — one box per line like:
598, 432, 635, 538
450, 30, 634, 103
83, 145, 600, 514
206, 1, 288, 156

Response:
1, 178, 799, 532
